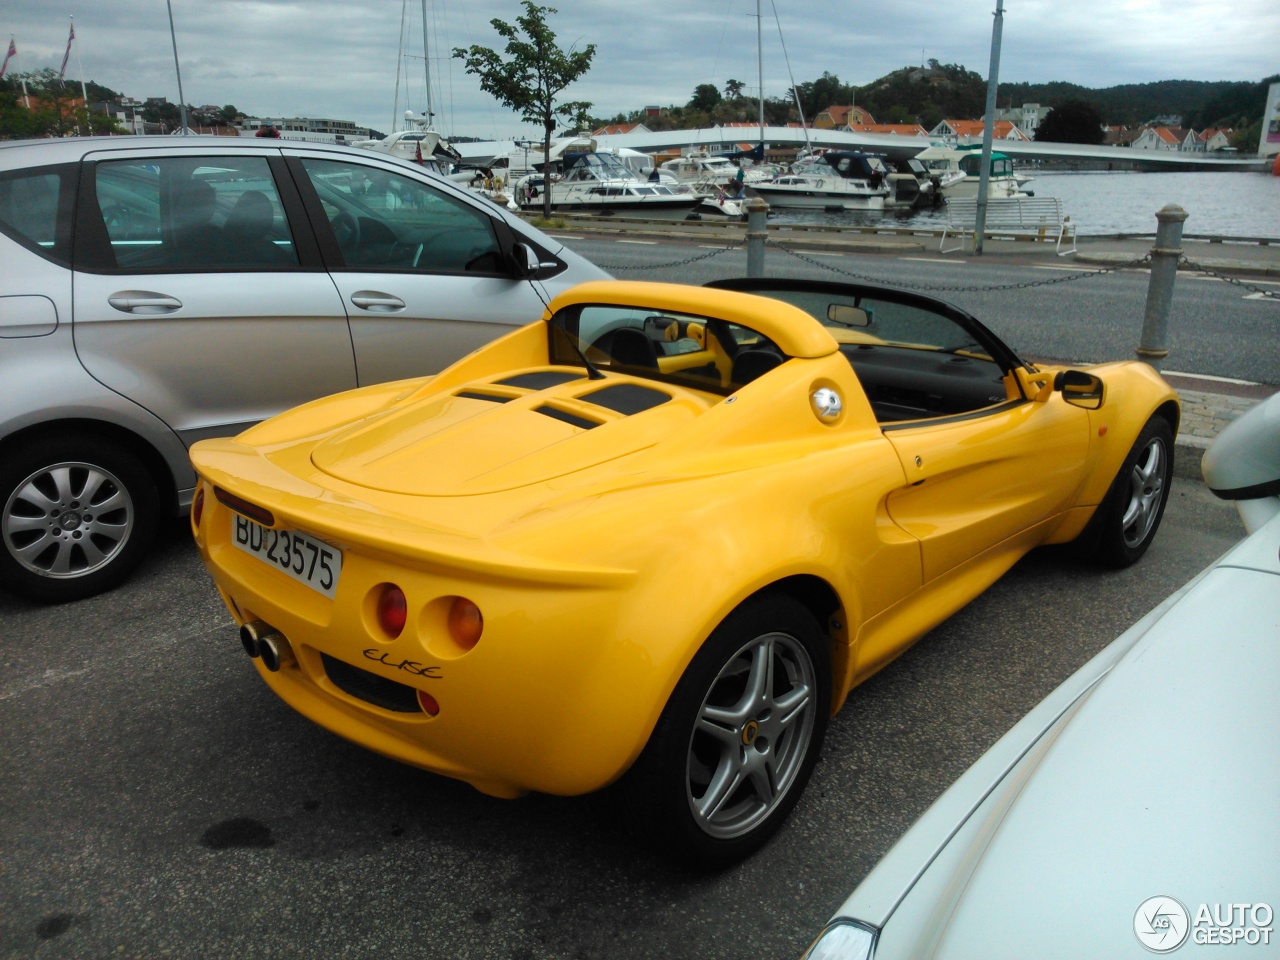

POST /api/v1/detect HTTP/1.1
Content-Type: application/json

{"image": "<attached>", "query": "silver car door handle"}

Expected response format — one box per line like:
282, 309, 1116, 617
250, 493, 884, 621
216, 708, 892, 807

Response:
107, 292, 184, 314
350, 291, 406, 312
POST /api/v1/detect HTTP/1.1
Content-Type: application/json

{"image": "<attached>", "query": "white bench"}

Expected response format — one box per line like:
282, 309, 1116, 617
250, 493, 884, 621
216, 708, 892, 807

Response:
939, 196, 1077, 256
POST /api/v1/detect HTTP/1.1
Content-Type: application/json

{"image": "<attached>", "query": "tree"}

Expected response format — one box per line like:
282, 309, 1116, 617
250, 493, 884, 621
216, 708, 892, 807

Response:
1035, 100, 1105, 144
793, 71, 850, 121
724, 79, 746, 100
688, 83, 721, 112
0, 69, 122, 139
453, 1, 596, 218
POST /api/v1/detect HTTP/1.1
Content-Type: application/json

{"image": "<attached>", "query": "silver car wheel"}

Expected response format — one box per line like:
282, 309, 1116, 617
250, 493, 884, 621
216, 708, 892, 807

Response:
1119, 436, 1166, 548
2, 460, 135, 579
685, 631, 817, 840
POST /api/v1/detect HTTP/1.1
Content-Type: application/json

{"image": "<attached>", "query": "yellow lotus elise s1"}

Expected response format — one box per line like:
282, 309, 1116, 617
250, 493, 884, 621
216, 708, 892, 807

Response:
190, 277, 1178, 867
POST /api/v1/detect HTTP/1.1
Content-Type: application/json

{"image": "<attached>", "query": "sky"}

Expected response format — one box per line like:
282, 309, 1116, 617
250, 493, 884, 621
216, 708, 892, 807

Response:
3, 0, 1276, 139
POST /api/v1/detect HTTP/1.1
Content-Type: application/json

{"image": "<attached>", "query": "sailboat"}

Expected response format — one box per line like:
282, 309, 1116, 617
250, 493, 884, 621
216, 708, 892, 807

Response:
353, 0, 460, 173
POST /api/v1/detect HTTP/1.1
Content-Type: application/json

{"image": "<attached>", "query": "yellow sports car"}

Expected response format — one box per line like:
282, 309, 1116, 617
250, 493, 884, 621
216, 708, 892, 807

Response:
189, 278, 1178, 867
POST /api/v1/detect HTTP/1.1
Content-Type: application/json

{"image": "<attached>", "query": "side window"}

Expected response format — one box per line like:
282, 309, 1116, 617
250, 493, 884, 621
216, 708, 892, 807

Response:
299, 158, 503, 274
0, 164, 75, 266
94, 156, 299, 271
730, 286, 1008, 422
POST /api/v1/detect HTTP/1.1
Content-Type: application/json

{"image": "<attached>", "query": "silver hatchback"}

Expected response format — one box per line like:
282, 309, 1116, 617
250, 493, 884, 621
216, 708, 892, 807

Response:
0, 136, 608, 602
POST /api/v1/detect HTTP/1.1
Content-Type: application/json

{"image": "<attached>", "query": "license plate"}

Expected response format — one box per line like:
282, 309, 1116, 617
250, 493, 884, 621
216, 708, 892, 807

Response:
231, 515, 342, 599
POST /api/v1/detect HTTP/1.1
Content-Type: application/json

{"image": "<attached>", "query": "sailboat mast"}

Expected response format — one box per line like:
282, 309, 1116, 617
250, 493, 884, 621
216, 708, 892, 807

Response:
756, 0, 764, 159
393, 0, 408, 132
421, 0, 433, 124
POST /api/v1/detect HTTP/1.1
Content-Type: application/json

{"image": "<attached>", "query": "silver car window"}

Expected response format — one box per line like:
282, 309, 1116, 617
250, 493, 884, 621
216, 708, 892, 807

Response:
94, 156, 299, 271
0, 165, 73, 265
299, 158, 504, 275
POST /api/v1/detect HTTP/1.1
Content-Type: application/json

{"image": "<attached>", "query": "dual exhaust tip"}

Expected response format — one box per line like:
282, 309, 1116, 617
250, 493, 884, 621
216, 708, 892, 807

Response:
239, 620, 290, 672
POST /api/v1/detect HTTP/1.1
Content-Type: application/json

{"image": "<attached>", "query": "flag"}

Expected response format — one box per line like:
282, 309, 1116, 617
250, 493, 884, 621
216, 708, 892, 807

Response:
58, 22, 74, 85
0, 39, 15, 80
414, 139, 425, 165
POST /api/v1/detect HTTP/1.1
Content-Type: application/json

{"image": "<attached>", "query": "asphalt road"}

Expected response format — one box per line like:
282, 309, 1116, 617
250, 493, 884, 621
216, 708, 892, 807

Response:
554, 234, 1280, 385
0, 475, 1245, 959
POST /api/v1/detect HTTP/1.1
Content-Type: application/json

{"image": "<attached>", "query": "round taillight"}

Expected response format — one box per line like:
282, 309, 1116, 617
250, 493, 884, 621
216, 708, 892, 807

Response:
417, 690, 440, 716
447, 597, 483, 650
192, 487, 205, 527
376, 585, 407, 639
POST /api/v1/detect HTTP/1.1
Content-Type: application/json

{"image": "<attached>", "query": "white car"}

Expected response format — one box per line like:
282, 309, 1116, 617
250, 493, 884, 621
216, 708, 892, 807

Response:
802, 393, 1280, 959
0, 136, 607, 602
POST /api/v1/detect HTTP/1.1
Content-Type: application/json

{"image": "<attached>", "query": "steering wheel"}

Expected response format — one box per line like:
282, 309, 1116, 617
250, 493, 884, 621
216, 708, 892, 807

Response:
329, 211, 361, 250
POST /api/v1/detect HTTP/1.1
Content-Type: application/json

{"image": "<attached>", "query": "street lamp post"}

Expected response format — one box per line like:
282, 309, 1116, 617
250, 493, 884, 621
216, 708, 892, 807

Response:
974, 0, 1005, 254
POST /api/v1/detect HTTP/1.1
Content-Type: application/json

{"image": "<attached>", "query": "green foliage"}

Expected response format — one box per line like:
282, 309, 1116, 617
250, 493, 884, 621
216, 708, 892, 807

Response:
1035, 101, 1104, 144
0, 70, 123, 139
852, 62, 987, 130
596, 67, 1275, 147
453, 1, 595, 217
688, 84, 722, 112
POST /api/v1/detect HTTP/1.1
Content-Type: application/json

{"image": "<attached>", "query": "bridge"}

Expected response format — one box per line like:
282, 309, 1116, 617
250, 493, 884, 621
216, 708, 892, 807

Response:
575, 126, 1267, 172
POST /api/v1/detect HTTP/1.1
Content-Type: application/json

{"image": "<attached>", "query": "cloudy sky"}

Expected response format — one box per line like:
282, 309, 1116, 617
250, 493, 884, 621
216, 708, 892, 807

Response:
3, 0, 1276, 138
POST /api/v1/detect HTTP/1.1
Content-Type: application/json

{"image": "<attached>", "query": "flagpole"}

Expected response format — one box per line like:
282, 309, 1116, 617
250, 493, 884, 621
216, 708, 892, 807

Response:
165, 0, 190, 134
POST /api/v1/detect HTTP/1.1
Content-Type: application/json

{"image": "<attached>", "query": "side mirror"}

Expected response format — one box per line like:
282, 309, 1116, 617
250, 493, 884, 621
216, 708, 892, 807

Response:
511, 242, 560, 280
1055, 369, 1105, 409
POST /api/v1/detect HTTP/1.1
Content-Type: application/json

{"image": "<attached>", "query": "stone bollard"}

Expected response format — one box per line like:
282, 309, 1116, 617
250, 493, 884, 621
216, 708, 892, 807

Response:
746, 197, 769, 278
1136, 204, 1188, 370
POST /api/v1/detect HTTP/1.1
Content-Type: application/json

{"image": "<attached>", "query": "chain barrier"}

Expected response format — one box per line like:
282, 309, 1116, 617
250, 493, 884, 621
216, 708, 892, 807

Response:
764, 238, 1154, 293
587, 233, 1279, 302
1180, 257, 1280, 301
592, 237, 745, 272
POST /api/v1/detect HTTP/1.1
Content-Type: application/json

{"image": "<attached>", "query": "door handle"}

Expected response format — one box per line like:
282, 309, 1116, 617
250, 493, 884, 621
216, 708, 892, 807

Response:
107, 292, 184, 314
350, 291, 406, 312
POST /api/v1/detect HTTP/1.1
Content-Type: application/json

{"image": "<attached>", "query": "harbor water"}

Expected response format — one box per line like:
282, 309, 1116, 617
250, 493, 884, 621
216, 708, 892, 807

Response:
768, 170, 1280, 239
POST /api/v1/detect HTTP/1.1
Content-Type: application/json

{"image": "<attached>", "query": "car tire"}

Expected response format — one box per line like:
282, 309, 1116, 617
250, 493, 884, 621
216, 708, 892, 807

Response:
0, 434, 160, 603
1088, 415, 1174, 568
623, 594, 830, 869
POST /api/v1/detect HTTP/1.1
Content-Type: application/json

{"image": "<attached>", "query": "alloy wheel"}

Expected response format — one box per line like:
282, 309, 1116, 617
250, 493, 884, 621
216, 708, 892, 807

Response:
1120, 437, 1167, 548
3, 460, 135, 579
685, 631, 817, 840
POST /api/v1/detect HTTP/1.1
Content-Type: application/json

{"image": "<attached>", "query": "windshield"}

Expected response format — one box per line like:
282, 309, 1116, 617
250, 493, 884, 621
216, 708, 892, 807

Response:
548, 303, 790, 396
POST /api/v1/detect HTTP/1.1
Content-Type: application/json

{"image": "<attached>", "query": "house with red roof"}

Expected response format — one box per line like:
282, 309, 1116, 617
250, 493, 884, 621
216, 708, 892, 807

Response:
1132, 126, 1198, 151
927, 119, 1030, 143
813, 105, 875, 129
1197, 128, 1234, 152
848, 123, 929, 137
591, 122, 652, 137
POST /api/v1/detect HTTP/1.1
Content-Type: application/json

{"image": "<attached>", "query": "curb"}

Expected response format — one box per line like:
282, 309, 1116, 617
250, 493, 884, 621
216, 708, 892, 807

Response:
1073, 251, 1280, 278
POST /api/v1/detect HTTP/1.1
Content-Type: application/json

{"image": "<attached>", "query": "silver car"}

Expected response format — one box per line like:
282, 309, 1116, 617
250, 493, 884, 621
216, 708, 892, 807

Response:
0, 136, 608, 603
802, 393, 1280, 959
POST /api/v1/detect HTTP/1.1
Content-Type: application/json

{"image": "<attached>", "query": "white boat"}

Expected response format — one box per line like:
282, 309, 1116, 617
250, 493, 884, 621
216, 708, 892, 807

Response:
353, 117, 459, 175
513, 148, 703, 220
750, 151, 890, 210
882, 157, 944, 209
914, 144, 1033, 200
660, 152, 774, 187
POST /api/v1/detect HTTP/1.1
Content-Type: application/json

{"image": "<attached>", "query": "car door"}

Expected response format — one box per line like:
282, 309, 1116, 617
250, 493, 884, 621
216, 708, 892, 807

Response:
704, 276, 1093, 584
71, 146, 356, 448
851, 293, 1091, 582
882, 395, 1091, 582
286, 153, 552, 386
